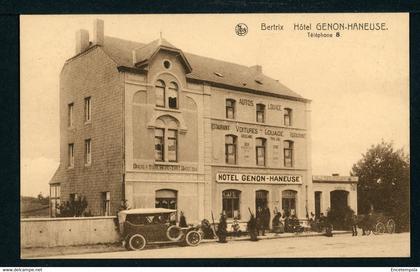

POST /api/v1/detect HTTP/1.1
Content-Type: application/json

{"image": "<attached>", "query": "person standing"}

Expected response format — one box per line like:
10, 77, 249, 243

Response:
272, 210, 282, 234
262, 206, 271, 235
351, 213, 358, 236
247, 214, 258, 241
256, 206, 263, 236
179, 211, 188, 227
217, 212, 228, 243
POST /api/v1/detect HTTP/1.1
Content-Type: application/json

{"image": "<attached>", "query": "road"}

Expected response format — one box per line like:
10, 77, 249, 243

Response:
47, 232, 410, 259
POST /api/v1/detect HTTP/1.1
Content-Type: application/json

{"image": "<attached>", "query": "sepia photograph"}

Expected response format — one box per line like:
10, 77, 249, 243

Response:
20, 13, 409, 259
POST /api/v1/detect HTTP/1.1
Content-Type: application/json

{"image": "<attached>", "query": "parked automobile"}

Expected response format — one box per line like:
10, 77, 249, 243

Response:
118, 208, 202, 250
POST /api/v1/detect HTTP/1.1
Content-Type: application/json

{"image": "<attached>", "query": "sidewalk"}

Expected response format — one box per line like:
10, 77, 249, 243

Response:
21, 230, 351, 258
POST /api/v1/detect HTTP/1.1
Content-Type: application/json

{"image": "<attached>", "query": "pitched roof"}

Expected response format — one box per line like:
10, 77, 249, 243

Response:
101, 36, 308, 102
49, 165, 67, 184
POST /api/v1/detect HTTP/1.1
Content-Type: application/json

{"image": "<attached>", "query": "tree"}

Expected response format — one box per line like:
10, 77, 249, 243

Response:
351, 141, 409, 231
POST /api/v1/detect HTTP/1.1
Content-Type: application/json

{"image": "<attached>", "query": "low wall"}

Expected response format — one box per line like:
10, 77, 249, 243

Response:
21, 216, 120, 248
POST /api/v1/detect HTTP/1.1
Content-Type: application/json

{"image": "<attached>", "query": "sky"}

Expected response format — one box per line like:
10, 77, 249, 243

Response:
20, 14, 409, 197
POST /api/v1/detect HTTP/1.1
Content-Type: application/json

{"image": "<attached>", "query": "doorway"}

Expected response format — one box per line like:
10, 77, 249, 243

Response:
255, 190, 269, 212
314, 191, 322, 217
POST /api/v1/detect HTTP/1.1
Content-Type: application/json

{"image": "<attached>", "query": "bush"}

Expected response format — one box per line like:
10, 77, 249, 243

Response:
327, 206, 355, 230
57, 196, 88, 217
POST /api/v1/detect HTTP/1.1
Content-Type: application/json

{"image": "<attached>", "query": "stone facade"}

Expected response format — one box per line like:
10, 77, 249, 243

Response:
49, 19, 357, 222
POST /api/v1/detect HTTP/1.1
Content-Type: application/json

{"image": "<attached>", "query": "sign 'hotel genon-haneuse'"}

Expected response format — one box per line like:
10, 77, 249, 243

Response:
216, 172, 302, 184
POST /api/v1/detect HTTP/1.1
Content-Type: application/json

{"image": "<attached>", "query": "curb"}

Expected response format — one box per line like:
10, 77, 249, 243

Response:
201, 230, 352, 243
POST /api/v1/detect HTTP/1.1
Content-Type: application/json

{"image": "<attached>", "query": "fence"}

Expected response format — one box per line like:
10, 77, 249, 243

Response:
21, 216, 120, 248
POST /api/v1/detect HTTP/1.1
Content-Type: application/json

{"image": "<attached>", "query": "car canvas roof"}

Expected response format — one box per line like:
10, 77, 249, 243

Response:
118, 208, 177, 223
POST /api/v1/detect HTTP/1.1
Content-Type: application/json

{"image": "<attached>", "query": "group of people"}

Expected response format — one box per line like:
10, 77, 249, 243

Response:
216, 206, 301, 243
178, 207, 337, 244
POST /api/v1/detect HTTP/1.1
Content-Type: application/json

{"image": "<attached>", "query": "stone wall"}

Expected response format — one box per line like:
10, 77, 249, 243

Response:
20, 216, 120, 248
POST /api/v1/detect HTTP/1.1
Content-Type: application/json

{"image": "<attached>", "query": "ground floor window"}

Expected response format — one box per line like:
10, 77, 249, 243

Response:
101, 191, 110, 216
50, 184, 60, 217
155, 189, 177, 209
282, 190, 297, 216
222, 189, 241, 219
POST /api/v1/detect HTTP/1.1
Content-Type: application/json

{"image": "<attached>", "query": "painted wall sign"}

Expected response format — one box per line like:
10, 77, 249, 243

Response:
211, 122, 306, 138
133, 163, 198, 172
239, 99, 254, 106
216, 172, 303, 184
290, 132, 305, 138
268, 104, 282, 111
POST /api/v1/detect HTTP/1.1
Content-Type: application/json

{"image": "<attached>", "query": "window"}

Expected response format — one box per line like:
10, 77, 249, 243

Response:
225, 135, 237, 164
155, 189, 177, 210
50, 184, 61, 217
85, 139, 91, 165
155, 128, 165, 161
163, 60, 171, 69
101, 192, 110, 216
256, 104, 265, 123
68, 103, 74, 127
284, 108, 292, 126
168, 82, 178, 109
226, 99, 236, 119
84, 97, 91, 122
256, 138, 266, 166
282, 190, 297, 216
222, 190, 241, 219
284, 140, 294, 167
167, 129, 178, 162
155, 80, 165, 107
70, 193, 78, 202
68, 143, 74, 168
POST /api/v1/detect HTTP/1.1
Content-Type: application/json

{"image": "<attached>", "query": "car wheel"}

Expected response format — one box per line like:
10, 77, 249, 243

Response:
128, 234, 147, 251
373, 222, 385, 235
185, 230, 201, 246
386, 219, 396, 234
167, 225, 183, 241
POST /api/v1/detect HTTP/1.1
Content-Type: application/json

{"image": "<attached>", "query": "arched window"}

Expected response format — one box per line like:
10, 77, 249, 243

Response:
255, 137, 266, 166
226, 99, 236, 119
155, 80, 166, 107
168, 82, 178, 109
284, 140, 294, 167
155, 189, 177, 209
225, 135, 237, 164
282, 190, 297, 216
154, 116, 179, 162
284, 108, 292, 126
256, 103, 265, 123
222, 189, 241, 219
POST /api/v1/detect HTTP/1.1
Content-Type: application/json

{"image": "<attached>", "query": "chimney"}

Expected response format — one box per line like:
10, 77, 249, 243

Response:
75, 29, 89, 54
250, 65, 262, 74
93, 19, 104, 46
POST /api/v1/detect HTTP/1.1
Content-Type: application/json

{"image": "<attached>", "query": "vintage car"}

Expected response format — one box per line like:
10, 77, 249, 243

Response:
118, 208, 202, 250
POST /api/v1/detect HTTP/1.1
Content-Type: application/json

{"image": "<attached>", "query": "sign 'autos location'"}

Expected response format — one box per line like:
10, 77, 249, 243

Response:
216, 173, 303, 184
